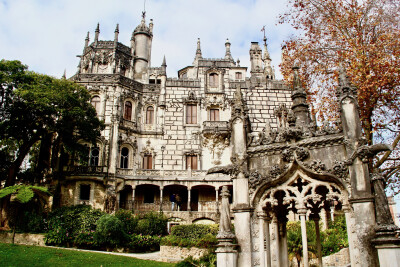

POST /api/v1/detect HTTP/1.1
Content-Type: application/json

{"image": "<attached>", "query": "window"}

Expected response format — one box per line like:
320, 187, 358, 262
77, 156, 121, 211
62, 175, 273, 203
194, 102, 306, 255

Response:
146, 106, 154, 124
209, 73, 219, 87
124, 101, 132, 121
91, 96, 101, 115
79, 184, 91, 201
209, 109, 220, 121
186, 155, 198, 170
235, 72, 242, 79
186, 104, 197, 124
120, 147, 129, 169
89, 147, 99, 166
144, 190, 155, 203
143, 154, 153, 169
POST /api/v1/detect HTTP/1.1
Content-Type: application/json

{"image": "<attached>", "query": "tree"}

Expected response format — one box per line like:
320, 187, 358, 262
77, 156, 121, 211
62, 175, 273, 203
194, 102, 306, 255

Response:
0, 59, 103, 226
280, 0, 400, 193
0, 185, 50, 243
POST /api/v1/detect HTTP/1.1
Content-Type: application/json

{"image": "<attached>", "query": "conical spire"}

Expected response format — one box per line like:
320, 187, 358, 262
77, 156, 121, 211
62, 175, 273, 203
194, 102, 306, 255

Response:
162, 55, 167, 66
290, 65, 310, 127
94, 23, 100, 45
337, 62, 357, 98
263, 37, 271, 61
62, 69, 66, 79
114, 24, 119, 46
84, 32, 90, 48
196, 38, 202, 58
161, 55, 167, 74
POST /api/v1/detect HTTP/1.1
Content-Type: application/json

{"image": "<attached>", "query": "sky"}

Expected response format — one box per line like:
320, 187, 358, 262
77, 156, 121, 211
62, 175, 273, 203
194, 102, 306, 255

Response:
0, 0, 295, 79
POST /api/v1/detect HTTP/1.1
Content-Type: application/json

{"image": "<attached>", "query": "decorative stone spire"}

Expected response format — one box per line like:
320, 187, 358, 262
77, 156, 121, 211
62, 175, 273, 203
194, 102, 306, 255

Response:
161, 55, 167, 74
62, 69, 66, 79
114, 24, 119, 46
291, 65, 310, 127
225, 38, 233, 62
194, 38, 202, 61
337, 62, 357, 99
94, 23, 100, 46
149, 19, 153, 34
263, 37, 273, 80
84, 32, 90, 49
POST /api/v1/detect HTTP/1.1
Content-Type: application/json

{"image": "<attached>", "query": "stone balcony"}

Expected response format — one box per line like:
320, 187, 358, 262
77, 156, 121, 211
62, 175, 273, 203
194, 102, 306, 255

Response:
202, 121, 230, 137
119, 119, 138, 132
64, 165, 107, 175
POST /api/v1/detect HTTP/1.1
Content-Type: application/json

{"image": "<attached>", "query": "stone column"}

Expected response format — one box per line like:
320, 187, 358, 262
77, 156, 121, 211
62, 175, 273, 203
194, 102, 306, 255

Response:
299, 209, 309, 267
279, 220, 289, 267
187, 187, 191, 211
270, 215, 281, 267
258, 213, 266, 267
159, 186, 163, 211
215, 188, 219, 213
313, 216, 322, 267
264, 216, 272, 267
131, 187, 136, 211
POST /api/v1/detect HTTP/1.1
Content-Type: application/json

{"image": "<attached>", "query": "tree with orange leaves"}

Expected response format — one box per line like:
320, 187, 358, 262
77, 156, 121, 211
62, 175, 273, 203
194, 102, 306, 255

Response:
280, 0, 400, 194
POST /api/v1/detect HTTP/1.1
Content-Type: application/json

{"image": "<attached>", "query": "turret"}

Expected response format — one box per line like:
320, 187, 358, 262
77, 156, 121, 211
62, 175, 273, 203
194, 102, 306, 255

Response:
133, 13, 153, 78
249, 42, 263, 74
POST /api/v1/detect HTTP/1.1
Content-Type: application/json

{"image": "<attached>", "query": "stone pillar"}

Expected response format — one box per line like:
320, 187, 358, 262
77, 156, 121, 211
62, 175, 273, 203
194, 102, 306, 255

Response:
187, 187, 191, 211
258, 214, 266, 267
313, 216, 322, 267
279, 220, 289, 267
131, 187, 136, 211
159, 186, 163, 211
321, 208, 328, 230
270, 215, 280, 267
215, 188, 219, 213
299, 209, 309, 267
264, 216, 272, 267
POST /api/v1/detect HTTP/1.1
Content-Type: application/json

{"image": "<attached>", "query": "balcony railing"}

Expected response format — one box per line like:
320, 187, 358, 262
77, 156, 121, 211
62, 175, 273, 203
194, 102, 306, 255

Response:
64, 166, 107, 175
120, 119, 138, 131
202, 121, 230, 136
118, 200, 218, 213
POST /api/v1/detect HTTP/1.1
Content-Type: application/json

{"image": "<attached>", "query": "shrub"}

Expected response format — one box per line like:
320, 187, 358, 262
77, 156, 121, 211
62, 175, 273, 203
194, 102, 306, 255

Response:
15, 210, 47, 233
128, 234, 162, 252
45, 205, 104, 246
161, 224, 218, 249
94, 214, 129, 248
176, 251, 216, 267
321, 215, 348, 256
115, 209, 138, 235
135, 212, 168, 236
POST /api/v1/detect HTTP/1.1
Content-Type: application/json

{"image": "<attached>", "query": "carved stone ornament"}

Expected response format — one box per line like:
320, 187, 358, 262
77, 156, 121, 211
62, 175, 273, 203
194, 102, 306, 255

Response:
94, 50, 113, 65
281, 146, 310, 162
304, 160, 327, 174
216, 186, 236, 239
104, 185, 117, 213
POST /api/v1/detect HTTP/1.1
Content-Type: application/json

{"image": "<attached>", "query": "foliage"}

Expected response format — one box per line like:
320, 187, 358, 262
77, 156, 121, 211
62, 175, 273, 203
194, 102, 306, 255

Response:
94, 214, 129, 248
115, 209, 138, 235
161, 224, 218, 249
14, 210, 47, 233
176, 251, 217, 267
128, 234, 162, 252
279, 0, 400, 192
287, 221, 317, 267
0, 185, 50, 204
134, 212, 168, 236
321, 215, 348, 256
0, 243, 175, 267
45, 205, 104, 246
0, 59, 103, 188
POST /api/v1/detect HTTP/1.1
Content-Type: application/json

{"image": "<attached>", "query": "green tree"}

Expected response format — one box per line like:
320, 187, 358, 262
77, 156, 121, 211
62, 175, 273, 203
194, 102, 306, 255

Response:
0, 59, 103, 226
286, 221, 317, 266
0, 185, 50, 243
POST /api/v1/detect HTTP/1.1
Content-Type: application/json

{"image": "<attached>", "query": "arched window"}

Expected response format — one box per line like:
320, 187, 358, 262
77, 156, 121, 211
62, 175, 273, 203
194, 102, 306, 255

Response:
120, 147, 129, 169
89, 147, 99, 166
124, 101, 132, 121
91, 96, 101, 115
146, 106, 154, 124
209, 73, 219, 87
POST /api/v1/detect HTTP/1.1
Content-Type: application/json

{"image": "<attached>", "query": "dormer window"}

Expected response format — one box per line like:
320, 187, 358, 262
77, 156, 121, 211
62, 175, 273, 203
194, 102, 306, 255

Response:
209, 73, 219, 88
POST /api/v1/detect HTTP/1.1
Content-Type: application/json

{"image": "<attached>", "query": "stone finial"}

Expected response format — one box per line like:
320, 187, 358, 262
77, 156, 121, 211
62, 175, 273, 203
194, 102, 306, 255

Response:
217, 186, 235, 238
161, 55, 167, 74
195, 38, 202, 59
162, 55, 166, 67
225, 38, 233, 62
114, 24, 119, 45
337, 62, 357, 98
94, 23, 100, 45
62, 69, 66, 79
292, 64, 302, 90
237, 58, 240, 67
84, 32, 90, 48
149, 19, 153, 33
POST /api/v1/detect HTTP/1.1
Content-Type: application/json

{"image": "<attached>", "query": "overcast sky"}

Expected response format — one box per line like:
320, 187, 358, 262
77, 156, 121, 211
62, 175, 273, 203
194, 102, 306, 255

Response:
0, 0, 295, 79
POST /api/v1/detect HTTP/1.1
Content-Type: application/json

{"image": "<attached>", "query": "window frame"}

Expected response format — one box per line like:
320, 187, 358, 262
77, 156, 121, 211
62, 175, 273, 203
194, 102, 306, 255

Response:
146, 106, 154, 124
209, 108, 220, 121
120, 147, 129, 169
124, 101, 133, 121
186, 104, 197, 124
89, 146, 100, 166
209, 73, 219, 88
186, 154, 198, 170
91, 96, 101, 115
143, 154, 153, 169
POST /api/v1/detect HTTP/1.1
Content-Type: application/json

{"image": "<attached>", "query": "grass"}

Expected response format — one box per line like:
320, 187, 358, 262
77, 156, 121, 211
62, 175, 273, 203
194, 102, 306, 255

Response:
0, 243, 175, 267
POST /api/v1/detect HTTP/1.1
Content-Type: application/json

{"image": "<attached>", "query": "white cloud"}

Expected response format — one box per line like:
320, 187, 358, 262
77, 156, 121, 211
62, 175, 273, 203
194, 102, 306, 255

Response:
0, 0, 295, 79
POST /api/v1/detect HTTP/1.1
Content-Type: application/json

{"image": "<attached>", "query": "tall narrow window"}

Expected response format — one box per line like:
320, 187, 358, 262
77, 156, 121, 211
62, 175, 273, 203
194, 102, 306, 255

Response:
186, 155, 198, 170
146, 106, 154, 124
209, 109, 220, 121
91, 96, 101, 115
143, 154, 153, 169
209, 73, 219, 87
89, 147, 99, 166
124, 101, 132, 121
186, 104, 197, 124
120, 147, 129, 169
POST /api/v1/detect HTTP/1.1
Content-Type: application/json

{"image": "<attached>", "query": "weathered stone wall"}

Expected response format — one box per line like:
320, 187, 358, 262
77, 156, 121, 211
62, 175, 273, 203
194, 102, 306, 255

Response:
0, 232, 45, 246
160, 245, 208, 262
